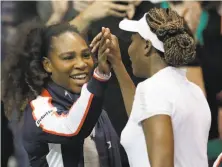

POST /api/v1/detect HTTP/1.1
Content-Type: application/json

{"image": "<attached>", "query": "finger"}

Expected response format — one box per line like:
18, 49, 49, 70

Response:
101, 28, 112, 44
103, 28, 111, 39
109, 34, 118, 47
109, 3, 130, 12
100, 28, 111, 48
101, 27, 111, 42
99, 36, 106, 49
90, 27, 106, 48
106, 28, 112, 40
98, 35, 107, 56
131, 0, 142, 6
90, 32, 102, 47
105, 27, 110, 33
100, 39, 111, 54
90, 32, 103, 47
107, 10, 127, 17
73, 1, 91, 12
91, 41, 100, 53
102, 27, 106, 34
103, 27, 110, 35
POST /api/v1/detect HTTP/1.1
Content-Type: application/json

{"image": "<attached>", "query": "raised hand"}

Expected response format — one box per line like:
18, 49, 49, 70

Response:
90, 27, 122, 68
97, 28, 111, 75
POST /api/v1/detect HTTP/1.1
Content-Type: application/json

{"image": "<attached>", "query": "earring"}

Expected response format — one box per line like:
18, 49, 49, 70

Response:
145, 41, 150, 49
144, 41, 152, 57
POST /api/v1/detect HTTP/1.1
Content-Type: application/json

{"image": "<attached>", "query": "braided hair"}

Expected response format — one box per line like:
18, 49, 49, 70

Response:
146, 8, 196, 67
2, 19, 79, 118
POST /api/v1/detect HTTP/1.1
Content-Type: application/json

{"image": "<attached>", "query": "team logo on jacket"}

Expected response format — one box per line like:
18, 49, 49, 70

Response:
35, 107, 57, 127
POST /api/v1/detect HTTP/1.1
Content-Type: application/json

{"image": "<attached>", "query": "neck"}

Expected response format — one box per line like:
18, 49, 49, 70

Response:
149, 54, 168, 77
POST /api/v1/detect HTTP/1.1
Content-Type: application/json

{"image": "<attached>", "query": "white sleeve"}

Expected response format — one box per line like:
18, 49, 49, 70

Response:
31, 68, 111, 137
131, 83, 174, 123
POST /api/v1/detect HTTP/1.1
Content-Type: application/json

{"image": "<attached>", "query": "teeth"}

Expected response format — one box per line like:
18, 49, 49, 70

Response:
72, 74, 87, 79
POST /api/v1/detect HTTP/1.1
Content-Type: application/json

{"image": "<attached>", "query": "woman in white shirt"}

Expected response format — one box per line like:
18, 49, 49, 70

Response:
91, 8, 211, 167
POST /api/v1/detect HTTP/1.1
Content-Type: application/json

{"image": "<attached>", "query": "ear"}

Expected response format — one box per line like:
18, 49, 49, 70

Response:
42, 57, 52, 73
144, 40, 152, 57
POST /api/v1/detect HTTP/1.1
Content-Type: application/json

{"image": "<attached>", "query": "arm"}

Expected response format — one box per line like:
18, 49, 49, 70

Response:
46, 0, 68, 26
134, 83, 174, 167
112, 61, 136, 116
90, 28, 136, 116
68, 10, 92, 33
213, 153, 222, 167
142, 116, 174, 167
27, 68, 111, 144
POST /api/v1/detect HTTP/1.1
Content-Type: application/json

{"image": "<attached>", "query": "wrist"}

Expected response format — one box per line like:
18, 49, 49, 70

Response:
93, 67, 111, 82
70, 11, 92, 32
112, 60, 124, 70
80, 8, 94, 24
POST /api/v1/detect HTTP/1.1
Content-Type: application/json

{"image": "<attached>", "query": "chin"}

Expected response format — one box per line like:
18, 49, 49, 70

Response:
70, 86, 82, 94
133, 69, 147, 78
69, 76, 90, 94
132, 68, 140, 77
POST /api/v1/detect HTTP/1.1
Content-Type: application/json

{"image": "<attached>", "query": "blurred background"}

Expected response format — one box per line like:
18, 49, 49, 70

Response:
1, 1, 222, 167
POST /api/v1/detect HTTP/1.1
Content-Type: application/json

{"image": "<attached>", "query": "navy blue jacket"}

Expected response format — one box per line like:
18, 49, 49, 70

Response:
22, 73, 109, 167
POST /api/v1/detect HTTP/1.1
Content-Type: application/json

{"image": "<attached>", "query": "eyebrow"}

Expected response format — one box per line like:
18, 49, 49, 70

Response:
81, 48, 91, 53
59, 51, 76, 57
58, 48, 90, 57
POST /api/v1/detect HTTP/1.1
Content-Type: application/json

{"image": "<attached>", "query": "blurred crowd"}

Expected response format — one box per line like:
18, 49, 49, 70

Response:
1, 1, 222, 167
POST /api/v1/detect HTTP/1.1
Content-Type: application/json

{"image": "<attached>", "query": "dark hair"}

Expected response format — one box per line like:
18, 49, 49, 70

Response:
2, 19, 79, 118
146, 8, 196, 67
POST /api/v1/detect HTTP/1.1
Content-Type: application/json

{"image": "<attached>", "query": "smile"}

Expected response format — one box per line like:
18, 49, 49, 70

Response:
70, 73, 88, 80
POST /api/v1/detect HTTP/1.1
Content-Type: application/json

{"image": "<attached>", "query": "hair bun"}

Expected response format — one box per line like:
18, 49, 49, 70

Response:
146, 8, 196, 66
175, 33, 194, 49
156, 25, 185, 42
163, 33, 196, 66
147, 8, 185, 42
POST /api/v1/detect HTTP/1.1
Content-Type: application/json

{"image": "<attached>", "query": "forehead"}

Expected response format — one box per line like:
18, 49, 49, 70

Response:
51, 32, 88, 54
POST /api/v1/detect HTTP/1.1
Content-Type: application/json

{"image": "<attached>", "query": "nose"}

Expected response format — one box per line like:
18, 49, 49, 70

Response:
128, 43, 133, 57
131, 34, 136, 41
131, 34, 134, 41
74, 58, 87, 70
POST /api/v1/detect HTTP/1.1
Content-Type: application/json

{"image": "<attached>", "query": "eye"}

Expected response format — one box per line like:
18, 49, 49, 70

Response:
82, 52, 91, 59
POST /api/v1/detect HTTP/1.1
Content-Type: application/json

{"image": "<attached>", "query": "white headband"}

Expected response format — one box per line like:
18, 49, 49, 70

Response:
119, 13, 164, 52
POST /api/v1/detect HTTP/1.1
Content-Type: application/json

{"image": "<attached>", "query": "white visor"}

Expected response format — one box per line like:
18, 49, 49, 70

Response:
119, 13, 164, 52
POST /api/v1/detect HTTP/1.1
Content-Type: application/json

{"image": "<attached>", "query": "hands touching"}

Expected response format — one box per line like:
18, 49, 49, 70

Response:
90, 27, 122, 69
94, 28, 111, 75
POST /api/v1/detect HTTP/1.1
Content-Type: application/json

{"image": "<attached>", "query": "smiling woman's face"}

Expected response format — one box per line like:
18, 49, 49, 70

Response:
43, 31, 94, 93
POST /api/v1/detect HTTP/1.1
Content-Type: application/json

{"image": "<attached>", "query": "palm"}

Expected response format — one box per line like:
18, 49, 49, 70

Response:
107, 35, 121, 65
98, 50, 110, 74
